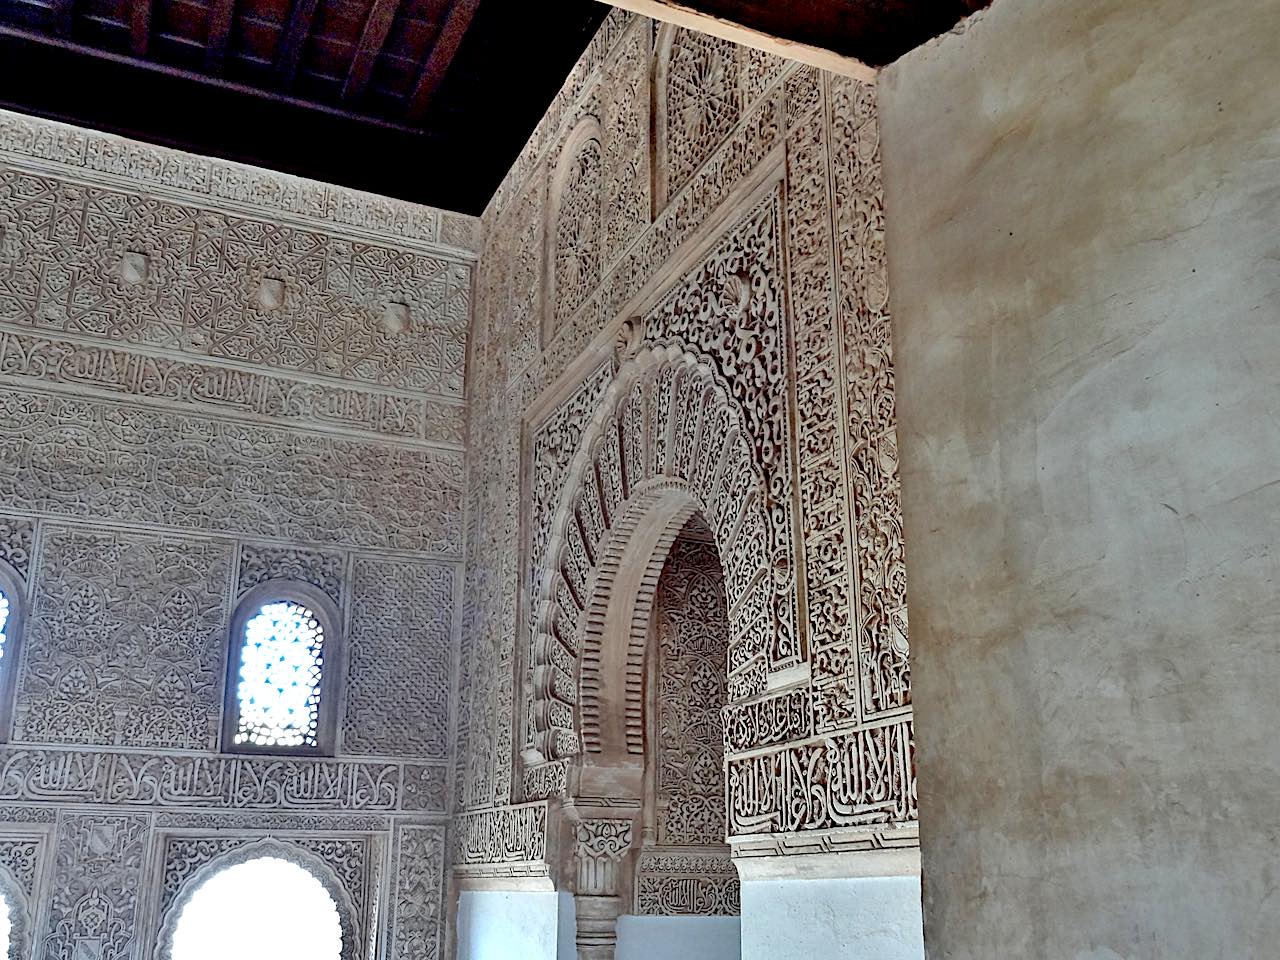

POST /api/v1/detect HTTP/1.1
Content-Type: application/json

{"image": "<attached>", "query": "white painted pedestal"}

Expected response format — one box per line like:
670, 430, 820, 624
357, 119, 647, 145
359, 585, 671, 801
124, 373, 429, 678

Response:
736, 850, 925, 960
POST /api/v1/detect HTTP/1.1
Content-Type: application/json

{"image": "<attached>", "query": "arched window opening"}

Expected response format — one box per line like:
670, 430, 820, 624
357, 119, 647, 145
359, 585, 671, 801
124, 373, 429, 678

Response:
224, 583, 341, 754
0, 588, 9, 661
235, 601, 324, 748
170, 856, 342, 960
0, 559, 27, 743
0, 893, 11, 960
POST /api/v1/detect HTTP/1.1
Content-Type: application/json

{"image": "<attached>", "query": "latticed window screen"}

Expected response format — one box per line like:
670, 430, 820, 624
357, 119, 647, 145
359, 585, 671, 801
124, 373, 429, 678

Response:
235, 601, 325, 748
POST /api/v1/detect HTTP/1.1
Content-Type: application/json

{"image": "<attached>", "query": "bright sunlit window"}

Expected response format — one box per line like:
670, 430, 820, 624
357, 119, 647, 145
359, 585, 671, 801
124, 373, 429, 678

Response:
0, 892, 11, 958
171, 856, 342, 960
0, 588, 9, 660
234, 601, 325, 748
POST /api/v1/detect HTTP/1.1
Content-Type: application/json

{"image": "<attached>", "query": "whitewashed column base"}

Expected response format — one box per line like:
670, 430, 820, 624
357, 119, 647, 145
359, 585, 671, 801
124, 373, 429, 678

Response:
455, 885, 577, 960
736, 849, 924, 960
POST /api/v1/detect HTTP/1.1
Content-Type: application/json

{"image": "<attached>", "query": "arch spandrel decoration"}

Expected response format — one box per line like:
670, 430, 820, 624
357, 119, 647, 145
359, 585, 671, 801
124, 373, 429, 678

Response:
154, 838, 361, 960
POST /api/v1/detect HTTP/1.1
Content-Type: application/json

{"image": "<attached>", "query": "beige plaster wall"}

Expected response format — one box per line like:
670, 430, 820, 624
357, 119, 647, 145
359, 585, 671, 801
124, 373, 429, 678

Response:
879, 0, 1280, 955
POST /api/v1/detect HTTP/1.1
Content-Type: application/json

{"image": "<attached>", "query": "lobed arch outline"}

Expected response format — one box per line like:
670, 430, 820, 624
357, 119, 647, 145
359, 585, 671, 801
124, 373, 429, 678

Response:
525, 339, 776, 772
153, 837, 361, 960
0, 861, 31, 960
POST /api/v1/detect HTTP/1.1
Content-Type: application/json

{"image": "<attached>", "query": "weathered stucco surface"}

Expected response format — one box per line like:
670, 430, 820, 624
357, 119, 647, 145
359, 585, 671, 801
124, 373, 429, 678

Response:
879, 0, 1280, 956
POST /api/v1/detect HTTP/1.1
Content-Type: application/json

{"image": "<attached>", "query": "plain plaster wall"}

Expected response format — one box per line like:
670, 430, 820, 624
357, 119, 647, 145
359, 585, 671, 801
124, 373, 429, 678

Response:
616, 915, 741, 960
455, 889, 576, 960
879, 0, 1280, 956
739, 876, 923, 960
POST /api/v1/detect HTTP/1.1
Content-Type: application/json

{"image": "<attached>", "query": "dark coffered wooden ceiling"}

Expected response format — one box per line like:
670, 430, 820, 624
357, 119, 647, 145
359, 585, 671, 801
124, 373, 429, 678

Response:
0, 0, 610, 213
0, 0, 983, 213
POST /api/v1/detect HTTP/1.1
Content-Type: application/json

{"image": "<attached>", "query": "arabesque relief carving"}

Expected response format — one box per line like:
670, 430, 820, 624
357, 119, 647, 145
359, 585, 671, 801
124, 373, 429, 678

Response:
0, 105, 462, 958
456, 8, 912, 886
18, 528, 230, 751
651, 537, 730, 847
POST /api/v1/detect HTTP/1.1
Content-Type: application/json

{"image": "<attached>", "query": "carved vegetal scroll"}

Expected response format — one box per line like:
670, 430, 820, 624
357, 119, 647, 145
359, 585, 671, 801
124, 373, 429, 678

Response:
651, 537, 729, 847
19, 528, 230, 751
43, 814, 148, 960
388, 824, 447, 960
547, 118, 605, 339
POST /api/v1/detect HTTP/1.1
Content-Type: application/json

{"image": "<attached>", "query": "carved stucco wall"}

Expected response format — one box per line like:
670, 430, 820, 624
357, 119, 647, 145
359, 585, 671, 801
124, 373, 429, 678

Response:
455, 9, 911, 889
635, 533, 739, 917
0, 111, 472, 960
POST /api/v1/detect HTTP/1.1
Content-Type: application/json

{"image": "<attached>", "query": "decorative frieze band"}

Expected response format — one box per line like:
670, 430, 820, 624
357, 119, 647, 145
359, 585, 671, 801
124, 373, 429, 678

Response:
635, 851, 740, 916
0, 386, 463, 554
0, 747, 448, 812
0, 109, 478, 256
454, 803, 549, 870
726, 719, 915, 837
0, 329, 464, 448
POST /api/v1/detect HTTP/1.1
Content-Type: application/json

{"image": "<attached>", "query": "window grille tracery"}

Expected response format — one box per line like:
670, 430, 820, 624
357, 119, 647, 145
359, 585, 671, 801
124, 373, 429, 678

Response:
228, 591, 336, 752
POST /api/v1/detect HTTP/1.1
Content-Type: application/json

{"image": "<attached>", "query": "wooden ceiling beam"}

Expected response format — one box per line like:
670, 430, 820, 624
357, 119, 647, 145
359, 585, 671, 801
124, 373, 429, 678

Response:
405, 0, 481, 123
0, 23, 424, 132
129, 0, 153, 57
343, 0, 401, 103
49, 0, 76, 36
205, 0, 237, 74
273, 0, 321, 89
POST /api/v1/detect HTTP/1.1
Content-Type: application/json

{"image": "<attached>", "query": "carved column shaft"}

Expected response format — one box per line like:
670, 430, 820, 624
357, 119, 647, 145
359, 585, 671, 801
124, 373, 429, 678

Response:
572, 818, 634, 960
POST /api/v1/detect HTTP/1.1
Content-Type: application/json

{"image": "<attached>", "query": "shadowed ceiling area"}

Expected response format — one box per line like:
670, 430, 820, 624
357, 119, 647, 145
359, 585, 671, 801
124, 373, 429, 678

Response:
0, 0, 987, 212
0, 0, 610, 213
658, 0, 988, 66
